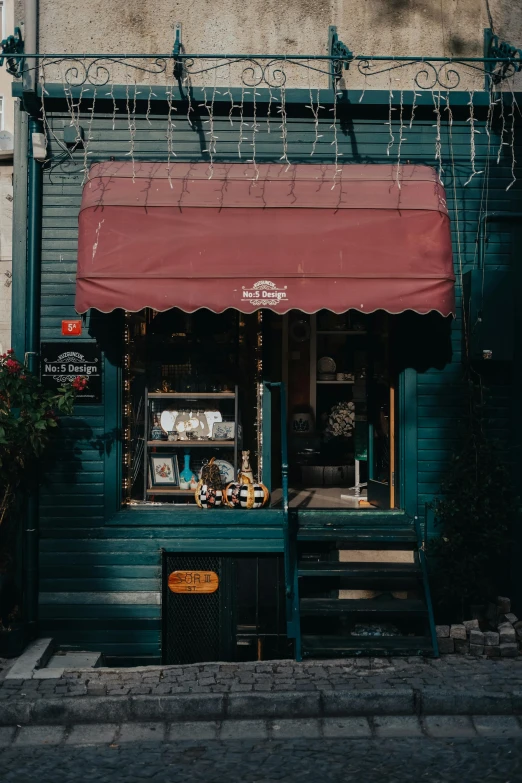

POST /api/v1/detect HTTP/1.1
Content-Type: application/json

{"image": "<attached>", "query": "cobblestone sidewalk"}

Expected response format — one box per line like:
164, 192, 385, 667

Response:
2, 655, 522, 700
1, 733, 522, 783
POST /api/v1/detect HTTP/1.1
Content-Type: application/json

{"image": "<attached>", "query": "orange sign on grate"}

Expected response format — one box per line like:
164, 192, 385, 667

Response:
168, 570, 219, 594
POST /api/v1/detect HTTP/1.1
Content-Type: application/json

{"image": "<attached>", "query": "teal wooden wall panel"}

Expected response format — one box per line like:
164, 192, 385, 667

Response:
36, 99, 522, 655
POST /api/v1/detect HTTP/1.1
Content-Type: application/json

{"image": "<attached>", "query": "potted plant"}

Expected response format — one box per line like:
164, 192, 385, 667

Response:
0, 349, 86, 656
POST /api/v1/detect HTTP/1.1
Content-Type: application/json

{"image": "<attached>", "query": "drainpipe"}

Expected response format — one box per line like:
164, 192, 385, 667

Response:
23, 0, 42, 641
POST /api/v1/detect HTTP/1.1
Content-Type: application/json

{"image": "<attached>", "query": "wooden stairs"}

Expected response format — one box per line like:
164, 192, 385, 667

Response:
287, 511, 439, 660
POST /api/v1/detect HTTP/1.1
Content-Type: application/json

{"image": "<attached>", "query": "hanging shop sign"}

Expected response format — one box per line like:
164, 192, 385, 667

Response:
40, 342, 102, 403
168, 570, 219, 594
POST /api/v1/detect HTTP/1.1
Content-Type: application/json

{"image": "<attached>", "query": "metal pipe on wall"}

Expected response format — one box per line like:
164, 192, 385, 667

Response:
23, 0, 42, 640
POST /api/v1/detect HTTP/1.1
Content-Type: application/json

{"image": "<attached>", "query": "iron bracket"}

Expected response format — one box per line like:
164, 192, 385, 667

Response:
0, 26, 24, 78
484, 27, 522, 87
328, 25, 353, 91
172, 21, 184, 81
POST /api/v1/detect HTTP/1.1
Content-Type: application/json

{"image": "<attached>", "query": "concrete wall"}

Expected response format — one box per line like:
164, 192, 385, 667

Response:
21, 0, 522, 59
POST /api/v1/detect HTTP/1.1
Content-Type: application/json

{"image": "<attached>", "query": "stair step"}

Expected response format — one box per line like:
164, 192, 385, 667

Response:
299, 598, 427, 616
297, 527, 417, 546
301, 635, 434, 658
298, 562, 420, 578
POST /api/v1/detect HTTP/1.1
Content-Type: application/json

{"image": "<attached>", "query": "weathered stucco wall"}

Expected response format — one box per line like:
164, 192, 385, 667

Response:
12, 0, 522, 58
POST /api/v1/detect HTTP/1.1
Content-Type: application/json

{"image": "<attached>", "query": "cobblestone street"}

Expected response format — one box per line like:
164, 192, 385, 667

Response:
2, 655, 522, 699
2, 733, 522, 783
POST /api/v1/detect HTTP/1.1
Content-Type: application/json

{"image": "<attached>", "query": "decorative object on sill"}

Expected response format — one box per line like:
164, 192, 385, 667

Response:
214, 459, 235, 485
195, 483, 223, 508
336, 372, 354, 382
151, 414, 165, 441
167, 430, 178, 441
188, 411, 209, 438
224, 481, 242, 508
160, 409, 178, 434
238, 450, 254, 484
161, 380, 171, 393
291, 409, 313, 434
204, 409, 222, 434
199, 457, 223, 489
317, 356, 336, 374
195, 457, 224, 508
289, 319, 311, 343
189, 476, 198, 491
180, 452, 196, 485
318, 372, 336, 381
239, 480, 270, 509
325, 401, 355, 439
211, 421, 235, 440
149, 453, 179, 487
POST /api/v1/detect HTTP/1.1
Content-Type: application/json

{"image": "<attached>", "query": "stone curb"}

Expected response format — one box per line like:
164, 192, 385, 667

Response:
2, 688, 522, 726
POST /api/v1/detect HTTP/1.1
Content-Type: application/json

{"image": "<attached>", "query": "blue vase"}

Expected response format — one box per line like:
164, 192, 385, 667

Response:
180, 452, 194, 484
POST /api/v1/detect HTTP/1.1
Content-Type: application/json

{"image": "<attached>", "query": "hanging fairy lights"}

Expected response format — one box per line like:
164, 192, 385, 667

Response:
396, 88, 406, 187
432, 89, 444, 183
277, 83, 290, 168
329, 88, 343, 189
37, 48, 519, 222
464, 90, 484, 186
507, 82, 518, 191
385, 81, 396, 158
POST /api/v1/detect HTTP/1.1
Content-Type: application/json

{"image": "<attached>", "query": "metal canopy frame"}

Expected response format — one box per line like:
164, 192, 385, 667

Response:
1, 25, 522, 93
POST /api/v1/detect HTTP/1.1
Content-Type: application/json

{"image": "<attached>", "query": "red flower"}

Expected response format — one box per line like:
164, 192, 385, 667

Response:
6, 349, 14, 355
72, 376, 88, 391
5, 358, 20, 374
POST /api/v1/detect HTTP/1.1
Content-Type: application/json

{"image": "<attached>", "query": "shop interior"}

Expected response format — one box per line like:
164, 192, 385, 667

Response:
126, 308, 395, 510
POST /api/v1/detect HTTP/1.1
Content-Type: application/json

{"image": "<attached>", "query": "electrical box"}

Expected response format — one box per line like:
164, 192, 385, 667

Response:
462, 269, 514, 362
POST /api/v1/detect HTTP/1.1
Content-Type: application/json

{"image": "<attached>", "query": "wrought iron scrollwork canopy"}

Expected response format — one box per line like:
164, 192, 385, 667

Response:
1, 24, 522, 91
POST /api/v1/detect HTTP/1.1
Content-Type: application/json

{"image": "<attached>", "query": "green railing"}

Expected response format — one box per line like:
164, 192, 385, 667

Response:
263, 382, 301, 658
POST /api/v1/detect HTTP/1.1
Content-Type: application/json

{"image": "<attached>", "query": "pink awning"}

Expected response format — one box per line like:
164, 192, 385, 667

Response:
75, 162, 455, 316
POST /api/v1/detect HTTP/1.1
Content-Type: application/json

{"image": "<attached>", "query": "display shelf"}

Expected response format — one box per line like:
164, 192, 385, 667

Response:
143, 384, 239, 503
148, 392, 236, 399
147, 440, 235, 447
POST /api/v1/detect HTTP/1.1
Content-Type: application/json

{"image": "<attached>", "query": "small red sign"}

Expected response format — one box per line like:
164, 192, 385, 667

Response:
62, 319, 82, 336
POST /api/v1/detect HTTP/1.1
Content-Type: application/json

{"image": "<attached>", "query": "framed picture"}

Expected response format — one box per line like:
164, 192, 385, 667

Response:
211, 421, 235, 441
149, 453, 180, 487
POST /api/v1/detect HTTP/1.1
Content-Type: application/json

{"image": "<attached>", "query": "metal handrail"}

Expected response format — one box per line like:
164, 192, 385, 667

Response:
264, 382, 291, 596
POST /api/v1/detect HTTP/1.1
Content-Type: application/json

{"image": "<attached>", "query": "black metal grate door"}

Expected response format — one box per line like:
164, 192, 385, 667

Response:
163, 554, 225, 665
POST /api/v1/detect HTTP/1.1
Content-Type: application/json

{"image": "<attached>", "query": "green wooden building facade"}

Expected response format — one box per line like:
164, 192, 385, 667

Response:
8, 63, 522, 662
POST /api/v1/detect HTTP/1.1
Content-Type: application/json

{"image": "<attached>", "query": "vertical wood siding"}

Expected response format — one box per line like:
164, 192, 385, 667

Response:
37, 99, 522, 656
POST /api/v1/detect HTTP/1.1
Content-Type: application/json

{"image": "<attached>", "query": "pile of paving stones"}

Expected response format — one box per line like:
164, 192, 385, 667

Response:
436, 596, 522, 658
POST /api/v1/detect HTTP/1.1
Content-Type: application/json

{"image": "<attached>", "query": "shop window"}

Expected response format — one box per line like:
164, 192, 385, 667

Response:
124, 308, 263, 506
123, 307, 399, 510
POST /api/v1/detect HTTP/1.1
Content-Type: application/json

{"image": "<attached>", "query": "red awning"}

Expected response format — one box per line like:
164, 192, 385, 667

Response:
75, 162, 455, 316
